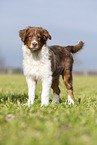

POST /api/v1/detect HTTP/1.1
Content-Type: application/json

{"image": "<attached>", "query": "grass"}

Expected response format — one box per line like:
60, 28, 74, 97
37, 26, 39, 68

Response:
0, 75, 97, 145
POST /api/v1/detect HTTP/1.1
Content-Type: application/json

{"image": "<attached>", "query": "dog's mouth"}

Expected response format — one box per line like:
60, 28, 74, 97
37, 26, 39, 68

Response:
30, 47, 41, 52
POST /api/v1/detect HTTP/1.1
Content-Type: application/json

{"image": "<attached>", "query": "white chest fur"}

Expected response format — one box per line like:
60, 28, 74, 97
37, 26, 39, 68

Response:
22, 45, 52, 80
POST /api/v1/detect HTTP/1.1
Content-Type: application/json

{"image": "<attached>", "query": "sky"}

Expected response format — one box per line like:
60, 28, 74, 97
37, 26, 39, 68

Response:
0, 0, 97, 70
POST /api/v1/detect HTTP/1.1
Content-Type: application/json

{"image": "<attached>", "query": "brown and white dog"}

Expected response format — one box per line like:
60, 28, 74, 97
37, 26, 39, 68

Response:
19, 26, 84, 106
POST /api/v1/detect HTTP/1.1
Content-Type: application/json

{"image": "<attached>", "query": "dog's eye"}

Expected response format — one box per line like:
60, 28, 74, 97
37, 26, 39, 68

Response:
28, 35, 32, 40
38, 37, 41, 40
37, 34, 41, 40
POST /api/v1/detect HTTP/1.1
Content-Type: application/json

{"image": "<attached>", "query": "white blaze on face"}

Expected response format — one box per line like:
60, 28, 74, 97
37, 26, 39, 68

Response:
30, 39, 38, 48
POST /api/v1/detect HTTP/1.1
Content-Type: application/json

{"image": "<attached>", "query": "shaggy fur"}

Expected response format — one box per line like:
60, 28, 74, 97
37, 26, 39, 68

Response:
19, 26, 84, 106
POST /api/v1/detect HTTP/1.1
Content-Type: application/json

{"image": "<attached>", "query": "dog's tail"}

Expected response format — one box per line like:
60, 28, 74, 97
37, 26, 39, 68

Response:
65, 41, 84, 53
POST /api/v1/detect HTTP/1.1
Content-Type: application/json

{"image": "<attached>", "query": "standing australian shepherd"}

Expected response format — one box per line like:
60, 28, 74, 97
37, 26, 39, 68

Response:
19, 26, 84, 106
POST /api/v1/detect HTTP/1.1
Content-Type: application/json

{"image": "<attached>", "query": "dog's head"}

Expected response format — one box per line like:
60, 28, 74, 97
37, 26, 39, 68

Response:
19, 26, 51, 51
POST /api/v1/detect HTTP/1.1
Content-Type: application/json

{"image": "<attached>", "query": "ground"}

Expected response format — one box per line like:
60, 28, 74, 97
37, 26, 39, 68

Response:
0, 75, 97, 145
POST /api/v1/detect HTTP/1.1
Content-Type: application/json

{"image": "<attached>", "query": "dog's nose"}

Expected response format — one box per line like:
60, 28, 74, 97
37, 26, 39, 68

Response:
32, 42, 38, 47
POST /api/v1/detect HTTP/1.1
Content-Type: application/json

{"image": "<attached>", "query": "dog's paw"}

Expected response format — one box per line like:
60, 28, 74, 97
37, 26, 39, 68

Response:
22, 103, 31, 107
68, 95, 75, 105
41, 102, 49, 107
22, 100, 34, 107
52, 93, 59, 104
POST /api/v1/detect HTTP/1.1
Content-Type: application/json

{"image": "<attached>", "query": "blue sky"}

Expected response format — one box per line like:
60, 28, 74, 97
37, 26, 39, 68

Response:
0, 0, 97, 70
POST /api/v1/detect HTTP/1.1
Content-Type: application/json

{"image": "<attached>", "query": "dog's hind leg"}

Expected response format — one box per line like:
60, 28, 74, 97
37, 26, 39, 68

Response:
51, 76, 60, 103
62, 70, 74, 105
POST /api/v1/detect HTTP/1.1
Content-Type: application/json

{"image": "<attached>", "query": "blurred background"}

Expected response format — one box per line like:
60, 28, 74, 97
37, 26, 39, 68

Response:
0, 0, 97, 74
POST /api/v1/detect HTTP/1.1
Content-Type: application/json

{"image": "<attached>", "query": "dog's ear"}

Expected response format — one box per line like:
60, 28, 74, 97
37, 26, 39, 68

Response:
19, 28, 27, 42
43, 29, 52, 41
19, 26, 31, 42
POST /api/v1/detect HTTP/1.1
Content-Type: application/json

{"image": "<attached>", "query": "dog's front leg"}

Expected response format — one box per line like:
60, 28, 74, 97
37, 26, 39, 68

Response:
26, 76, 36, 106
41, 76, 52, 107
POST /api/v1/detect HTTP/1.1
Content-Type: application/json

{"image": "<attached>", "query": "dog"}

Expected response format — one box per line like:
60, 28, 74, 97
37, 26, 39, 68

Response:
19, 26, 84, 106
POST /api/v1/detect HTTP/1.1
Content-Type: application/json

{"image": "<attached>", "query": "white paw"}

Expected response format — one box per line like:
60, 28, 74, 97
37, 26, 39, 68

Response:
41, 95, 49, 107
68, 95, 74, 105
22, 103, 30, 107
52, 93, 59, 104
41, 102, 49, 107
23, 100, 34, 107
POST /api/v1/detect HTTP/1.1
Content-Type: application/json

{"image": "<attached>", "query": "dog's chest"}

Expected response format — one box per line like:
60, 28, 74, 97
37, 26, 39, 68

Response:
23, 45, 52, 80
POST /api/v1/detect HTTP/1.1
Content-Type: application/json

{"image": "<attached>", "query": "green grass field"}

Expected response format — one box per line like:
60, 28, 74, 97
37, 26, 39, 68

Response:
0, 75, 97, 145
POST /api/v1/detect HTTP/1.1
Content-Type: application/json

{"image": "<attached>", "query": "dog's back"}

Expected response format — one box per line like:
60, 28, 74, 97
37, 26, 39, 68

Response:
49, 41, 84, 77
